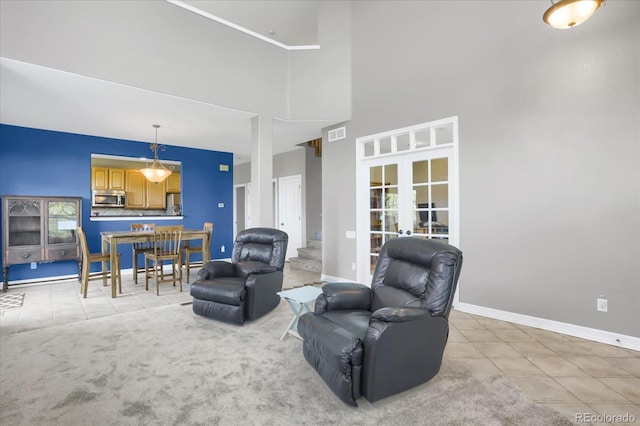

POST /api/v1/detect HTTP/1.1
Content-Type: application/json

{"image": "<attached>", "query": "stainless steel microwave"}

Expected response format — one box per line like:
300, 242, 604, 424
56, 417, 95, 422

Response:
92, 190, 126, 208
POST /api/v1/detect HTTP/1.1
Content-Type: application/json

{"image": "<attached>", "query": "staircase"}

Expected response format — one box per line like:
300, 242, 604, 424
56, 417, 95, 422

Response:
289, 239, 322, 273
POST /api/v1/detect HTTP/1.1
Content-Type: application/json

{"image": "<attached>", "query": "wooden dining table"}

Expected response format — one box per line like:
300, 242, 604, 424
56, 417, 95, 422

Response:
101, 229, 210, 298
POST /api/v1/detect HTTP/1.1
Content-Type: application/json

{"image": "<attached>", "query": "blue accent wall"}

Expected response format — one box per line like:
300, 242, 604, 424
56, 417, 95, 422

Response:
0, 124, 234, 283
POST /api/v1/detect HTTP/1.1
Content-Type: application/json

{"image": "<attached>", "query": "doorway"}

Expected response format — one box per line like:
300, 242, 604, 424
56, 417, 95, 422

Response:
356, 117, 459, 284
233, 184, 249, 238
277, 175, 302, 261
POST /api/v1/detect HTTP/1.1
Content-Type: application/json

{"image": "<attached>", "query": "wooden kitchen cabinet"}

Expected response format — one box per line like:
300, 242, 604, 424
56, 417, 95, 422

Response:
125, 170, 146, 208
165, 173, 181, 193
2, 196, 81, 291
92, 167, 125, 191
146, 181, 166, 209
109, 169, 126, 190
92, 167, 109, 190
125, 170, 166, 209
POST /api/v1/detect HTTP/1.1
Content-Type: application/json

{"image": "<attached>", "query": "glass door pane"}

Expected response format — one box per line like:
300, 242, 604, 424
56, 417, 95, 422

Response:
48, 201, 78, 244
411, 157, 449, 241
369, 163, 400, 273
8, 200, 42, 247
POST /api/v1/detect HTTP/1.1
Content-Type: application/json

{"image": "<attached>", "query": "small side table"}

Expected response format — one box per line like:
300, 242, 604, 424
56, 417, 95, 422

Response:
277, 285, 323, 340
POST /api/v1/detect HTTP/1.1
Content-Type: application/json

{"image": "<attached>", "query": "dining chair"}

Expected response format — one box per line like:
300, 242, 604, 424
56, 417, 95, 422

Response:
144, 226, 183, 295
182, 222, 213, 283
77, 227, 121, 298
131, 223, 155, 284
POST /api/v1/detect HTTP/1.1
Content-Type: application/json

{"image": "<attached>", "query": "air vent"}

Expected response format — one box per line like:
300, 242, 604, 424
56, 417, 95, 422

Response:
328, 126, 346, 142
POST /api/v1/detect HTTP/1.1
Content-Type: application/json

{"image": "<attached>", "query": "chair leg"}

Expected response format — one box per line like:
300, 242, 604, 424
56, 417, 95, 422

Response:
80, 259, 85, 295
156, 259, 161, 296
117, 255, 122, 294
133, 250, 138, 284
177, 260, 182, 293
171, 260, 176, 287
81, 259, 89, 298
184, 253, 190, 283
144, 257, 150, 291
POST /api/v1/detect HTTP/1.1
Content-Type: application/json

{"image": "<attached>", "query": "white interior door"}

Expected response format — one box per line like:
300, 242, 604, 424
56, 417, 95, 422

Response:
233, 184, 247, 237
277, 175, 302, 261
245, 183, 252, 229
273, 178, 278, 229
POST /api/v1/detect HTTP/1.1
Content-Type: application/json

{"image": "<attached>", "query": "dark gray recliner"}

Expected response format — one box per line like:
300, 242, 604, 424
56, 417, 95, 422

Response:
190, 228, 288, 324
298, 237, 463, 406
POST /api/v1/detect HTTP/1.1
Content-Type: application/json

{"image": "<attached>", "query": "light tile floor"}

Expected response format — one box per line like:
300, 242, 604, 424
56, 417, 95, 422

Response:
446, 309, 640, 424
0, 263, 321, 335
1, 265, 638, 424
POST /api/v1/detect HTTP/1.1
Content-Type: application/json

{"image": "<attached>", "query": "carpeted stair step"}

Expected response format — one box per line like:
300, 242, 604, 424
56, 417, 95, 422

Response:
289, 256, 322, 273
297, 247, 322, 261
290, 239, 322, 272
307, 239, 322, 250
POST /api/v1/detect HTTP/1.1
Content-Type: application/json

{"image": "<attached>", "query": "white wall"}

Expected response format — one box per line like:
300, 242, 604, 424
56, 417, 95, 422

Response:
234, 148, 306, 184
234, 148, 308, 242
322, 1, 640, 338
0, 0, 288, 116
305, 144, 322, 240
288, 1, 351, 120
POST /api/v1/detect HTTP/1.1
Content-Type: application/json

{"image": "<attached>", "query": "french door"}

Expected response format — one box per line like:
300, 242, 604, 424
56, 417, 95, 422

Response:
357, 117, 459, 283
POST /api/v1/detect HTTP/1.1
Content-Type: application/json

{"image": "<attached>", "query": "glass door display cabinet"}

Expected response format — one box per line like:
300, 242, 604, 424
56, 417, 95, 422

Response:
2, 196, 81, 291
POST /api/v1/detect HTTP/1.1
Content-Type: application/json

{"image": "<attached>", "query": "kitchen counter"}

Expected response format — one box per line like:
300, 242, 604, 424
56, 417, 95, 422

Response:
89, 215, 184, 222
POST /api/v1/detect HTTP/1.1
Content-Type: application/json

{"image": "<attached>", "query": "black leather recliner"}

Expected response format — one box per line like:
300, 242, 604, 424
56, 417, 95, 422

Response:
298, 237, 463, 406
190, 228, 288, 324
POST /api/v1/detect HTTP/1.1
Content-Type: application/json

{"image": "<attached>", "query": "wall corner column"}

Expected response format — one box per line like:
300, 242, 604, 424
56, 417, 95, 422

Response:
250, 115, 274, 227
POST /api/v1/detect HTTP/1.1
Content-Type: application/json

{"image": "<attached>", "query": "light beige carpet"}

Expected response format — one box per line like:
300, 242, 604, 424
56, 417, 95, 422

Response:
0, 302, 573, 425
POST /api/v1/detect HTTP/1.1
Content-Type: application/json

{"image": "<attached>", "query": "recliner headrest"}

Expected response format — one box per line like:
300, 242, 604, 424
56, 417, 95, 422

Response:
371, 238, 462, 317
232, 228, 289, 271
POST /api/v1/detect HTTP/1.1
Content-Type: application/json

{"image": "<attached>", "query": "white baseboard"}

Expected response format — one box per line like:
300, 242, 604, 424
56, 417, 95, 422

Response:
6, 265, 185, 288
6, 273, 82, 287
314, 274, 640, 352
455, 302, 640, 352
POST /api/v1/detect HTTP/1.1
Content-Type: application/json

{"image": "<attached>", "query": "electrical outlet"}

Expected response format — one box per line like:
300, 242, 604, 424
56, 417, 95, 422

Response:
221, 245, 225, 253
30, 262, 37, 270
351, 262, 356, 271
597, 297, 608, 312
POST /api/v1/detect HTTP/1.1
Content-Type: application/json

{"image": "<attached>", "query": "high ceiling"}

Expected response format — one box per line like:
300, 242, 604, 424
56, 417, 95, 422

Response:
178, 0, 319, 47
0, 0, 335, 164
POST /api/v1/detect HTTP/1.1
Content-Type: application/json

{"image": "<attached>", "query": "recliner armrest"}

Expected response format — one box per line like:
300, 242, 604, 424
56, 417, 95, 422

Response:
370, 307, 431, 323
315, 282, 372, 314
361, 312, 449, 403
195, 261, 236, 281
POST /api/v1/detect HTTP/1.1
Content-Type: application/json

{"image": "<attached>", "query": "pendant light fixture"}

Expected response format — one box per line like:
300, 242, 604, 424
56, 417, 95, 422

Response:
543, 0, 604, 29
139, 124, 174, 183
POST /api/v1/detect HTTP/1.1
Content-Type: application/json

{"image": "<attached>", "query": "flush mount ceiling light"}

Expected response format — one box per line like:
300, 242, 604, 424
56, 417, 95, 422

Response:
543, 0, 604, 29
139, 124, 174, 183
